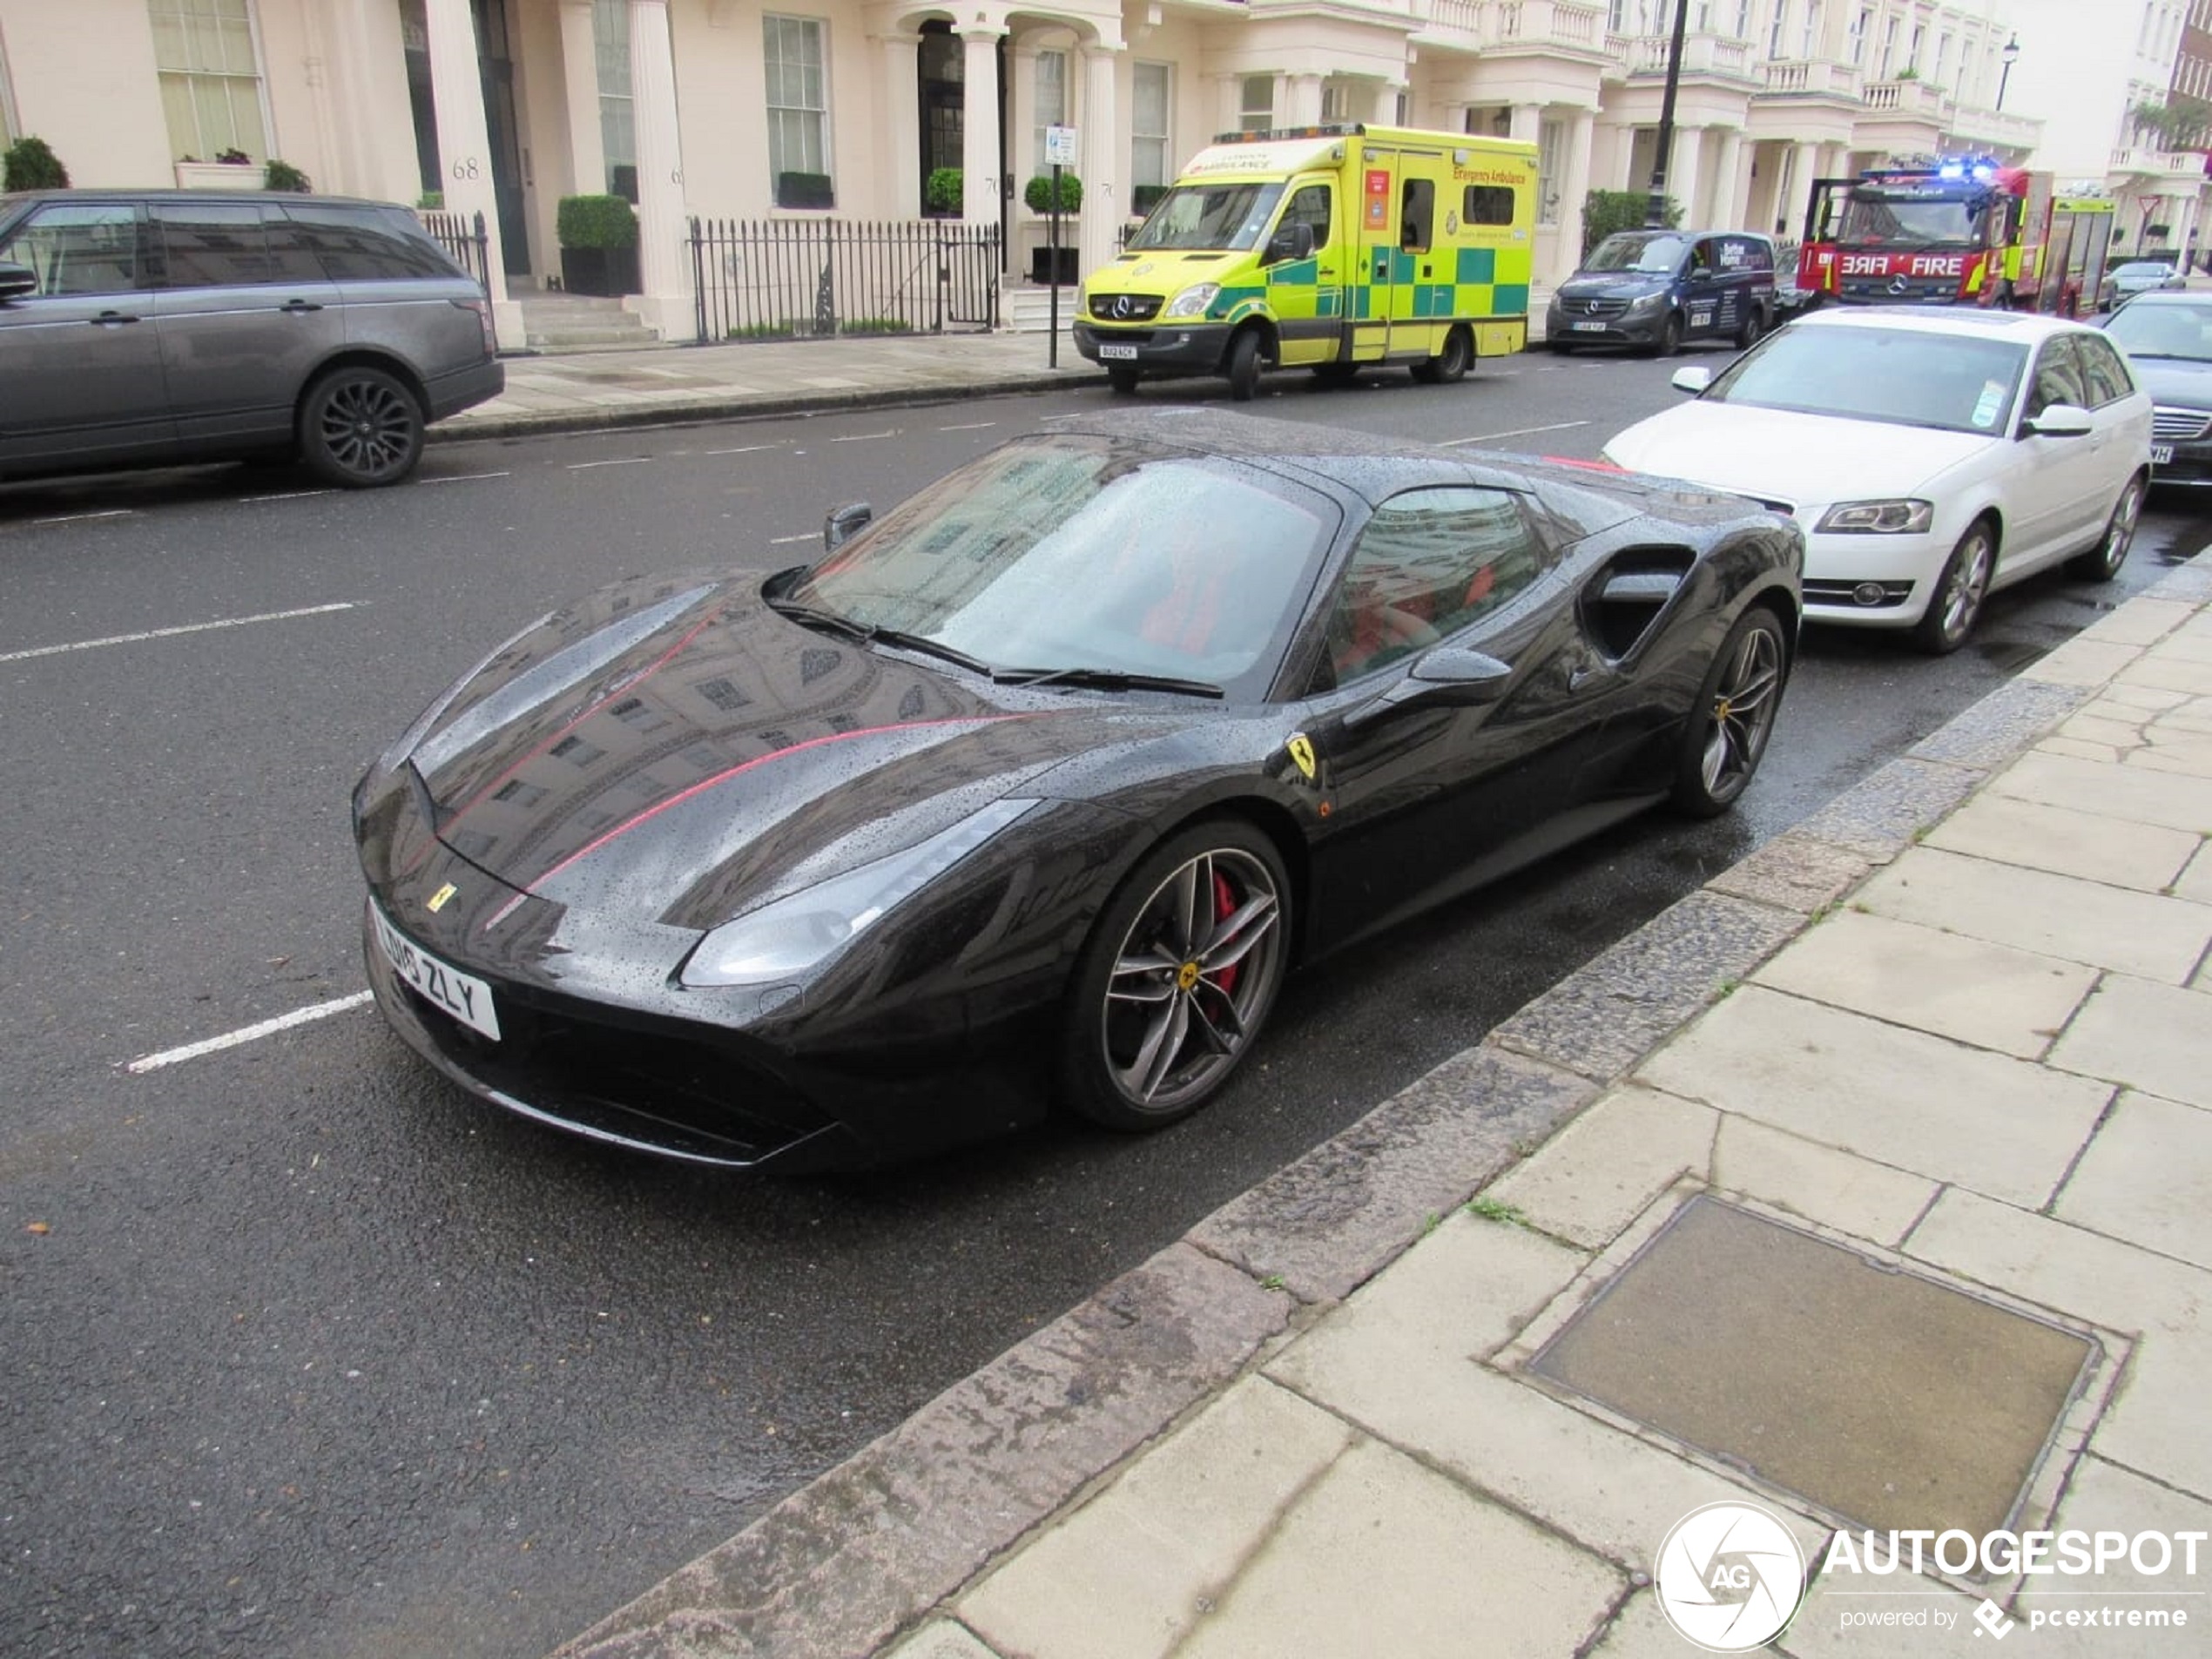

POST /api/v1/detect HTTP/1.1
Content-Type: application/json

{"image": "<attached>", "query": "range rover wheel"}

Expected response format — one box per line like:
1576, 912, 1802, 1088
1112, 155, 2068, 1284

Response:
300, 366, 424, 488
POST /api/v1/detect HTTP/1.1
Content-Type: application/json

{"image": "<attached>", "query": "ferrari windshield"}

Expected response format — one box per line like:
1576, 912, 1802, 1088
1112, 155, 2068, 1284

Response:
788, 435, 1333, 696
1125, 182, 1285, 252
1581, 232, 1690, 273
1702, 324, 2028, 435
1838, 191, 1983, 246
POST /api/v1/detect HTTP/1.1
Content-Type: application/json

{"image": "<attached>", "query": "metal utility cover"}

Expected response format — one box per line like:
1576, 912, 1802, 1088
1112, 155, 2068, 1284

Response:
1529, 1197, 2094, 1538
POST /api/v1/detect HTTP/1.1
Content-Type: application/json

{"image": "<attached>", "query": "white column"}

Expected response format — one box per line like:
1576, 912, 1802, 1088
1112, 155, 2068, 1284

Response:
422, 0, 511, 315
1508, 102, 1541, 146
1285, 73, 1324, 126
1079, 44, 1121, 278
1372, 78, 1404, 125
1556, 108, 1596, 280
1666, 124, 1704, 223
1788, 139, 1821, 237
961, 26, 1004, 224
560, 0, 607, 199
1217, 75, 1244, 137
627, 0, 689, 335
1710, 127, 1745, 228
880, 32, 922, 219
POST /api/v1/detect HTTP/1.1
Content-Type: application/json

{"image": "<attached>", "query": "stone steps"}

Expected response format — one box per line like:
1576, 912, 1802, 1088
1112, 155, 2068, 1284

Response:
518, 294, 661, 352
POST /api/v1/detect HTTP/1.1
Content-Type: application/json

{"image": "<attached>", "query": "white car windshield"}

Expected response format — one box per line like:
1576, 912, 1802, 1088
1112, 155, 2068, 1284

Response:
1126, 182, 1285, 252
2104, 300, 2212, 361
1699, 325, 2028, 435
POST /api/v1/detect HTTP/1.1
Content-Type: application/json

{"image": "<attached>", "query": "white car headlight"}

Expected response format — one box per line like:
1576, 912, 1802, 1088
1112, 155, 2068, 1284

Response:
679, 799, 1040, 988
1164, 282, 1221, 319
1816, 499, 1935, 534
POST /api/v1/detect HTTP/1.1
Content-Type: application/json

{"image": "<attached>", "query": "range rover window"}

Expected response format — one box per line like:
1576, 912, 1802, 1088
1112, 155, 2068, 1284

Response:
283, 204, 457, 281
0, 204, 143, 296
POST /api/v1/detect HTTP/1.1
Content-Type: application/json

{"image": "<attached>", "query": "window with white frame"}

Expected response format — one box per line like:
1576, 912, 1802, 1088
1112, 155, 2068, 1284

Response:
592, 0, 635, 198
1240, 75, 1274, 133
1848, 6, 1868, 64
1131, 62, 1170, 210
1537, 116, 1566, 225
1908, 23, 1924, 72
1935, 30, 1952, 86
0, 21, 17, 144
147, 0, 269, 162
1033, 50, 1067, 173
764, 15, 833, 206
1801, 0, 1823, 59
1878, 15, 1898, 77
1733, 0, 1751, 37
1319, 77, 1350, 123
1608, 0, 1627, 30
1769, 1, 1788, 57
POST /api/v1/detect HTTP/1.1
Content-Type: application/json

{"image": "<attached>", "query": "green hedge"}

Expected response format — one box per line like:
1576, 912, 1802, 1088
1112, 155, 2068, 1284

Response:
1024, 172, 1082, 214
1581, 188, 1682, 257
925, 167, 963, 212
556, 194, 638, 249
3, 136, 69, 192
263, 158, 312, 192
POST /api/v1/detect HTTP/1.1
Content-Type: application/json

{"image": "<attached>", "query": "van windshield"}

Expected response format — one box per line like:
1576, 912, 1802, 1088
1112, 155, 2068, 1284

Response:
1581, 232, 1690, 273
1127, 182, 1285, 252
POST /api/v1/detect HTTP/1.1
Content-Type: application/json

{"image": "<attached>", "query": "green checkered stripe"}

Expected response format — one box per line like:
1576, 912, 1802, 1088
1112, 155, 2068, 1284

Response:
1216, 243, 1532, 326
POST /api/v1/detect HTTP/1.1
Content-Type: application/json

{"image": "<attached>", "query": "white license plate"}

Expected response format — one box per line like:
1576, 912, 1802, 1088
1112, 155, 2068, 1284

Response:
1097, 343, 1139, 360
1570, 320, 1610, 333
2153, 444, 2174, 465
373, 903, 501, 1041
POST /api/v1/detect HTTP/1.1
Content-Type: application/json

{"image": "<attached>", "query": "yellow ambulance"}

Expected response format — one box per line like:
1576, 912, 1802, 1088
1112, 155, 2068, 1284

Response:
1075, 124, 1538, 399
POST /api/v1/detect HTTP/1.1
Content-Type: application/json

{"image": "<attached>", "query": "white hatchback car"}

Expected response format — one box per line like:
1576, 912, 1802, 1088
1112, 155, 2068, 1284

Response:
1602, 307, 2152, 652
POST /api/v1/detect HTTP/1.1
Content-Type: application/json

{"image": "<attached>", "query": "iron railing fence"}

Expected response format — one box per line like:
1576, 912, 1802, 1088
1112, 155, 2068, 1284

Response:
418, 209, 492, 291
687, 217, 1002, 343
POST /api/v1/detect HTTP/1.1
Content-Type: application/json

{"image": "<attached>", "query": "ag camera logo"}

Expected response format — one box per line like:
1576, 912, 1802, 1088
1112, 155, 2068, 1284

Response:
1655, 1501, 1807, 1652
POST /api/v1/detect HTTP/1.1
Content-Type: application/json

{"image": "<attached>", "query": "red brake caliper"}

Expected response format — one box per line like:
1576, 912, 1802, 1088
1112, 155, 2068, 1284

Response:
1210, 871, 1241, 996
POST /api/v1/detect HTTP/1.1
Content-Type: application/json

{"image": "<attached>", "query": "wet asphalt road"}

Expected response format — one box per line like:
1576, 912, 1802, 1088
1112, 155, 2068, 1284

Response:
0, 350, 2199, 1659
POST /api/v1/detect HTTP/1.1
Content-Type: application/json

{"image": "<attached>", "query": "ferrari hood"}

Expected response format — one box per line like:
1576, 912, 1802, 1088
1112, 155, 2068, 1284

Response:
1603, 401, 1995, 509
390, 573, 1148, 929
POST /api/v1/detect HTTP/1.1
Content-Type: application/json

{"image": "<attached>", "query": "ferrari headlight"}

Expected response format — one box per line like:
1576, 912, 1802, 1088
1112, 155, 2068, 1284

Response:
678, 799, 1041, 988
1816, 499, 1935, 534
1164, 282, 1221, 319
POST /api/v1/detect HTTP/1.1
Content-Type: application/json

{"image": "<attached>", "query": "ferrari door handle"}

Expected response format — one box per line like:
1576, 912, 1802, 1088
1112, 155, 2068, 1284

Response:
280, 299, 325, 314
91, 310, 141, 326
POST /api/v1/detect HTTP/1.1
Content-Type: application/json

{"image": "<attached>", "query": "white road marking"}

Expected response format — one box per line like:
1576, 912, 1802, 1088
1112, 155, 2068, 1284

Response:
705, 443, 779, 455
830, 430, 899, 443
26, 508, 135, 526
767, 531, 816, 544
241, 489, 336, 503
565, 456, 651, 470
0, 602, 361, 664
1440, 420, 1593, 448
938, 421, 997, 431
422, 470, 510, 484
124, 991, 374, 1075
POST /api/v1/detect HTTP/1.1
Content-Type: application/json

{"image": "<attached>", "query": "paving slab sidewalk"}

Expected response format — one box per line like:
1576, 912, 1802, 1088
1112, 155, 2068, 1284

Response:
554, 556, 2212, 1659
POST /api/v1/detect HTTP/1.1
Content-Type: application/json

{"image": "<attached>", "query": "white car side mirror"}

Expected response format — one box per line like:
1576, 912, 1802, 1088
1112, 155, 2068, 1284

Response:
1670, 367, 1713, 395
2023, 402, 2093, 439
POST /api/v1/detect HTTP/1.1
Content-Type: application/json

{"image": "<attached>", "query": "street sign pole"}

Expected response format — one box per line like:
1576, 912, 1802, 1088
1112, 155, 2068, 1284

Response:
1044, 125, 1079, 368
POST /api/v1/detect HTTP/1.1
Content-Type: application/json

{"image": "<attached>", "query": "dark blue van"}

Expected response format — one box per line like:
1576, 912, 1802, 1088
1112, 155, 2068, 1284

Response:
1545, 230, 1777, 356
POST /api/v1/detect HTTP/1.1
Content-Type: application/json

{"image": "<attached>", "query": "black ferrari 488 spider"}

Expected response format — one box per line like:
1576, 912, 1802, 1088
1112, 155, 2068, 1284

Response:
354, 408, 1800, 1170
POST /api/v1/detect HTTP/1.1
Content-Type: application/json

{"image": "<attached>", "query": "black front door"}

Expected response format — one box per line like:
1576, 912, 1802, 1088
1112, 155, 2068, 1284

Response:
473, 0, 531, 279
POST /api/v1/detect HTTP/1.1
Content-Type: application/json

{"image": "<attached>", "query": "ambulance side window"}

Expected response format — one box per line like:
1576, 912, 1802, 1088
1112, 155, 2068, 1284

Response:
1278, 185, 1332, 259
1399, 179, 1434, 253
1463, 185, 1515, 226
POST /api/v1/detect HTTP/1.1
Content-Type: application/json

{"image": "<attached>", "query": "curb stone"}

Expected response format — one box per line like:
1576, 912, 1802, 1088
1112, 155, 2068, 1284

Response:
550, 560, 2202, 1659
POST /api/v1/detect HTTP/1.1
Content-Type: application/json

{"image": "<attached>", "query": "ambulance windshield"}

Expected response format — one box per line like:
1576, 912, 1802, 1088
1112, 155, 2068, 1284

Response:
1128, 182, 1286, 252
1838, 190, 1984, 247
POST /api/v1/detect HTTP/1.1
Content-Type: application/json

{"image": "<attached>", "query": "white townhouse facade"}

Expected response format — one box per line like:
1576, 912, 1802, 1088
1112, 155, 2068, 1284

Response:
1, 0, 2062, 339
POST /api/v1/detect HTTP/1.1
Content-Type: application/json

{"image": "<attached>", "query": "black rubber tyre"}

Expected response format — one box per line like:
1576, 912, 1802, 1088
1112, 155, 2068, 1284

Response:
1060, 820, 1292, 1131
1311, 361, 1359, 387
2067, 472, 2145, 581
1224, 329, 1264, 401
299, 366, 424, 488
1411, 327, 1473, 384
1735, 307, 1764, 350
1546, 338, 1575, 354
1650, 313, 1683, 357
1106, 365, 1140, 395
1672, 606, 1789, 818
1912, 518, 1997, 655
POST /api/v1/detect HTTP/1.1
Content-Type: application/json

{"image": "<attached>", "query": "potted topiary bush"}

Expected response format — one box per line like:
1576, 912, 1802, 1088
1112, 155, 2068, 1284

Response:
1024, 172, 1082, 215
3, 136, 71, 192
263, 158, 312, 192
925, 167, 963, 216
556, 193, 640, 296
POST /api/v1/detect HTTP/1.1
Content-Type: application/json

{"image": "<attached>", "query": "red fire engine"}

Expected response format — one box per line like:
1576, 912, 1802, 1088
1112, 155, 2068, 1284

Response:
1797, 158, 2115, 316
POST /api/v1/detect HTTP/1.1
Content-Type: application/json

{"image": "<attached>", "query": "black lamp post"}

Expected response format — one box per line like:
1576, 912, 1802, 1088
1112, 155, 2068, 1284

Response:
1997, 33, 2020, 111
1645, 0, 1692, 228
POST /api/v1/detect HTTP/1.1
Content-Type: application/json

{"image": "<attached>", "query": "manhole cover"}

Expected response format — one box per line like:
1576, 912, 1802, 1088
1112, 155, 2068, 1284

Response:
1529, 1197, 2095, 1538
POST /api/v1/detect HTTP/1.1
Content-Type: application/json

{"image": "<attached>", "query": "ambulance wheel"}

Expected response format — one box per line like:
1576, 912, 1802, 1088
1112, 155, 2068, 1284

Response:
1225, 330, 1264, 401
1412, 327, 1473, 385
1107, 366, 1140, 395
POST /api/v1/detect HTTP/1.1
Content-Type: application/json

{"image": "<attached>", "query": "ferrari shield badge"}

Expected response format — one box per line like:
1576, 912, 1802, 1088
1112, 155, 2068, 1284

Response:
1285, 733, 1318, 783
426, 882, 458, 914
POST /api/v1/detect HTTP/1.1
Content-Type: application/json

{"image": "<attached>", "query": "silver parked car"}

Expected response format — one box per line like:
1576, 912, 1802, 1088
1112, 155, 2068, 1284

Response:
0, 190, 503, 489
2099, 260, 2186, 311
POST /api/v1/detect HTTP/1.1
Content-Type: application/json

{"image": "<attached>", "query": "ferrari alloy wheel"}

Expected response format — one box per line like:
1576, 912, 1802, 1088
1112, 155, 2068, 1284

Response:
2068, 473, 2144, 582
1912, 519, 1995, 655
300, 367, 424, 488
1063, 822, 1291, 1130
1673, 607, 1787, 818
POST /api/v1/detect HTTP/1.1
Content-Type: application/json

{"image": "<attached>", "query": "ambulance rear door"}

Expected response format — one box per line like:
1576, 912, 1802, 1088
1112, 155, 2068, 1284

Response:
1352, 148, 1398, 361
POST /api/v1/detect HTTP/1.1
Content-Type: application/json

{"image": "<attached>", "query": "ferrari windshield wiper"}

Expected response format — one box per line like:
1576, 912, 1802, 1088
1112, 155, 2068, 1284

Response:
867, 628, 995, 677
995, 665, 1224, 699
764, 594, 874, 642
765, 601, 991, 677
